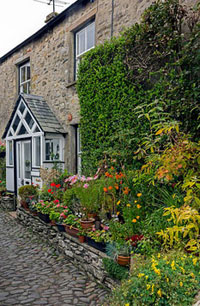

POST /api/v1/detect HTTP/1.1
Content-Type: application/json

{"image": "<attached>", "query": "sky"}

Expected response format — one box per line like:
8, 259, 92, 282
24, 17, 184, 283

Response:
0, 0, 76, 57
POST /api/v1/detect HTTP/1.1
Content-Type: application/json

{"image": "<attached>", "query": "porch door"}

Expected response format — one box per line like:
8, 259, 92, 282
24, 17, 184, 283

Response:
16, 140, 32, 191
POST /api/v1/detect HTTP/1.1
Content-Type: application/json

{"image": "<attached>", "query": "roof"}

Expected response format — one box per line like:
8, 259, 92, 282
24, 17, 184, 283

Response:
0, 0, 94, 64
2, 93, 66, 138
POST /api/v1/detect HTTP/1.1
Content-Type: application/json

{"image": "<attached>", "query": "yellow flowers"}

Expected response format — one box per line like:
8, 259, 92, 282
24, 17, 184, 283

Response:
146, 284, 151, 290
193, 258, 198, 266
137, 193, 142, 197
125, 304, 130, 306
126, 203, 131, 207
157, 289, 162, 297
190, 272, 195, 278
132, 218, 137, 223
157, 253, 161, 259
136, 216, 140, 219
117, 212, 120, 216
180, 282, 183, 287
117, 200, 121, 205
171, 260, 176, 270
152, 284, 155, 293
137, 204, 141, 209
138, 273, 145, 278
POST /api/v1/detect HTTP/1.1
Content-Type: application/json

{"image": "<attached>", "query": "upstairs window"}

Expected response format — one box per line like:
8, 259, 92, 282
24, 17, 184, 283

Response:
19, 62, 31, 94
75, 21, 95, 79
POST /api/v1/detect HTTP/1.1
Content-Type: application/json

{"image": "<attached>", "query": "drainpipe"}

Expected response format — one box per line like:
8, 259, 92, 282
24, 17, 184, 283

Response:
111, 0, 114, 38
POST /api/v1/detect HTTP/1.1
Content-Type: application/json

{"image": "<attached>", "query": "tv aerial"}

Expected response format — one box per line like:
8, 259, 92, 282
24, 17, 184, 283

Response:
33, 0, 69, 13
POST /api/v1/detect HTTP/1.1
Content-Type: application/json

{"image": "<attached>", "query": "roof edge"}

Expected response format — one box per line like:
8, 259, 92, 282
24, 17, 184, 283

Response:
0, 0, 94, 64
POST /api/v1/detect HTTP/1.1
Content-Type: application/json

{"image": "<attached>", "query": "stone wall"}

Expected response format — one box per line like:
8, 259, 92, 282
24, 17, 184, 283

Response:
0, 0, 198, 172
17, 208, 117, 289
0, 196, 16, 211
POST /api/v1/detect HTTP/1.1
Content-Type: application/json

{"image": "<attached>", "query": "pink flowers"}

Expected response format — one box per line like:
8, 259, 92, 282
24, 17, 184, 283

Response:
83, 183, 89, 189
56, 204, 60, 208
53, 199, 59, 204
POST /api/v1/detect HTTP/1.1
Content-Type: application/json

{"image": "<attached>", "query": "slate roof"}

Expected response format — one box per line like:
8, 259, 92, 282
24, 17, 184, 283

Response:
22, 94, 66, 134
2, 93, 66, 138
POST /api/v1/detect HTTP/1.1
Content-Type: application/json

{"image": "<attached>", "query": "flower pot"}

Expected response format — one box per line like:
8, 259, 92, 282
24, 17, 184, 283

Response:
20, 200, 30, 211
78, 235, 85, 243
65, 225, 79, 238
88, 213, 97, 219
31, 210, 38, 216
38, 212, 50, 223
80, 218, 95, 229
86, 237, 106, 252
56, 223, 66, 232
50, 220, 56, 226
117, 255, 131, 266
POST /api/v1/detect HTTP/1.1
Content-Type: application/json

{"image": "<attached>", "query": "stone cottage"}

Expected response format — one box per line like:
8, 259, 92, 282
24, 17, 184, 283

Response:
0, 0, 197, 194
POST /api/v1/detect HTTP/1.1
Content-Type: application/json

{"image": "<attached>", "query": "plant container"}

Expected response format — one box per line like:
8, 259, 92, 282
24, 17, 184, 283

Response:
20, 200, 30, 211
86, 237, 106, 252
78, 235, 86, 243
56, 223, 66, 232
80, 218, 95, 229
65, 224, 79, 238
38, 212, 50, 223
117, 255, 131, 266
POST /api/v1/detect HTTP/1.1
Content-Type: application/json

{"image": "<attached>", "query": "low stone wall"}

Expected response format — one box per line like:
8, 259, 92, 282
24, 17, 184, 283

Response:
0, 196, 16, 211
17, 208, 116, 289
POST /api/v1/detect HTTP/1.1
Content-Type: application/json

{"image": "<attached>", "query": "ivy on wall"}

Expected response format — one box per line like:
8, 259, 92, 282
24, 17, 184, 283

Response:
77, 0, 200, 174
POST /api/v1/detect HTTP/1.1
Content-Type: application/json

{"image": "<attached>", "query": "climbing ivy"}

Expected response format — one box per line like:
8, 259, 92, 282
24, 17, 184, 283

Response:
77, 0, 200, 174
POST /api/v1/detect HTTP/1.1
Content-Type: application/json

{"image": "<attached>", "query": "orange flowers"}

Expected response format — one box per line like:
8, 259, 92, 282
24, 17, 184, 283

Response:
137, 193, 142, 197
132, 219, 137, 223
105, 172, 113, 178
108, 186, 113, 190
103, 187, 108, 193
123, 187, 130, 195
137, 204, 141, 209
115, 184, 119, 190
136, 216, 140, 219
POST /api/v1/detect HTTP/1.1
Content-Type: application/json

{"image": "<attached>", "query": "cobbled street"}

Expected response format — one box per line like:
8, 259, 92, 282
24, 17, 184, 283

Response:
0, 211, 108, 305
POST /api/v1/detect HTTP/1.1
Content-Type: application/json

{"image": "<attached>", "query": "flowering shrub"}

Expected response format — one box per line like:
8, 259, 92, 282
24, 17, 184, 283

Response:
108, 252, 200, 305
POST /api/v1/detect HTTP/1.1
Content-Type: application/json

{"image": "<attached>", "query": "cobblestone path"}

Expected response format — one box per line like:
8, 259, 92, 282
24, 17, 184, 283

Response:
0, 211, 108, 305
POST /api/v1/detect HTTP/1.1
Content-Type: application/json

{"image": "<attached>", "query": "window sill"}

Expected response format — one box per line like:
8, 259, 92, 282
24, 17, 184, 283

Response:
43, 160, 65, 163
66, 81, 77, 88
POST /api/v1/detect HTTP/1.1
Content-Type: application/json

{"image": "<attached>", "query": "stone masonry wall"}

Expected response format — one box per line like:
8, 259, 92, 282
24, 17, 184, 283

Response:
17, 207, 117, 289
0, 0, 198, 172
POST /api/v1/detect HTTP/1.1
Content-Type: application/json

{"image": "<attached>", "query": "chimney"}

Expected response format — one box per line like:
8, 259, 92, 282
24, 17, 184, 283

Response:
45, 12, 58, 23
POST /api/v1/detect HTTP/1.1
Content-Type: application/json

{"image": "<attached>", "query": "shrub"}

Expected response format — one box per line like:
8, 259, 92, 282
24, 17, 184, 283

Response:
108, 252, 200, 305
102, 257, 129, 281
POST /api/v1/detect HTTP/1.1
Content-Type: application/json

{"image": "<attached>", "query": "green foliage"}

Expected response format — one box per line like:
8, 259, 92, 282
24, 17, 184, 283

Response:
77, 0, 200, 174
18, 185, 38, 202
102, 257, 129, 281
108, 252, 200, 305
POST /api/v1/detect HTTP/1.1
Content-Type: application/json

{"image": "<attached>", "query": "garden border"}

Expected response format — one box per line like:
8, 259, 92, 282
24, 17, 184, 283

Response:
16, 207, 117, 289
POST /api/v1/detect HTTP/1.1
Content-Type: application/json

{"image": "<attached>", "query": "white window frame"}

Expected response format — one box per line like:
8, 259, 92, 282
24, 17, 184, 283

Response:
19, 62, 31, 94
77, 127, 82, 175
75, 21, 95, 79
44, 138, 63, 162
33, 136, 42, 168
7, 140, 13, 166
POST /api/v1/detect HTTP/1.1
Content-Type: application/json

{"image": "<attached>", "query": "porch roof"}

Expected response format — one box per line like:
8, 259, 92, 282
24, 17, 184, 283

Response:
2, 93, 66, 138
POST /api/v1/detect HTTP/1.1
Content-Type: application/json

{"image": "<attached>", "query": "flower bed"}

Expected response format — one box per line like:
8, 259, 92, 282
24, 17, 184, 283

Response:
17, 207, 116, 289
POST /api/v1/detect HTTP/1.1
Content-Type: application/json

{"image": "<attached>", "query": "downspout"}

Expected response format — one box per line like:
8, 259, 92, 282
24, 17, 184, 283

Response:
111, 0, 114, 38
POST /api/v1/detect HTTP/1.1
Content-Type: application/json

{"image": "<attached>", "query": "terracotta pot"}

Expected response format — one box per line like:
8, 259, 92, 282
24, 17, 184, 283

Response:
88, 213, 97, 219
20, 200, 29, 211
65, 225, 79, 238
117, 255, 131, 266
78, 235, 85, 243
80, 218, 95, 229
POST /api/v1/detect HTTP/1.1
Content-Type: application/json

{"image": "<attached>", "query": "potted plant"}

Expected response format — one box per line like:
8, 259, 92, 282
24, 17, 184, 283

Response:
86, 225, 109, 252
78, 228, 87, 243
74, 180, 102, 229
18, 185, 38, 211
63, 214, 81, 238
106, 241, 132, 266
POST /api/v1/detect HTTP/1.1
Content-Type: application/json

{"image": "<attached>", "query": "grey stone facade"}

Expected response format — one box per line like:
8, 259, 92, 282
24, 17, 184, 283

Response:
0, 0, 198, 173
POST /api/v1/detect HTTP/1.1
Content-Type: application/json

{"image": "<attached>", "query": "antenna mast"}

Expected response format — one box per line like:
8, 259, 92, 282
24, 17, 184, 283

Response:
33, 0, 69, 13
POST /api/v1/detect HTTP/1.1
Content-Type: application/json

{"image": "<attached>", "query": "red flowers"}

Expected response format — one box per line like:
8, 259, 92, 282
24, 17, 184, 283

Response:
51, 182, 56, 187
48, 189, 52, 193
50, 182, 61, 188
56, 184, 61, 188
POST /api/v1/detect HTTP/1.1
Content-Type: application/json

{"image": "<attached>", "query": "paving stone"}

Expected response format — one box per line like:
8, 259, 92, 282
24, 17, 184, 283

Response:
0, 211, 107, 305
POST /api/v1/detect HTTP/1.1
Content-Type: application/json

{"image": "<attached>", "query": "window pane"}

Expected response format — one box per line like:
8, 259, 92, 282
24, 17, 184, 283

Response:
12, 115, 20, 132
21, 67, 26, 83
87, 23, 95, 50
24, 142, 31, 179
27, 66, 30, 80
45, 142, 51, 160
35, 137, 41, 166
25, 111, 34, 129
18, 124, 28, 135
54, 139, 60, 160
34, 126, 40, 133
79, 30, 85, 55
27, 81, 30, 94
19, 102, 25, 114
9, 141, 13, 165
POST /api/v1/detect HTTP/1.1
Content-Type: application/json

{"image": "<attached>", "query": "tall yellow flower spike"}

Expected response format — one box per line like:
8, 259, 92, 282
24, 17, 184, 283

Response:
157, 289, 162, 297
